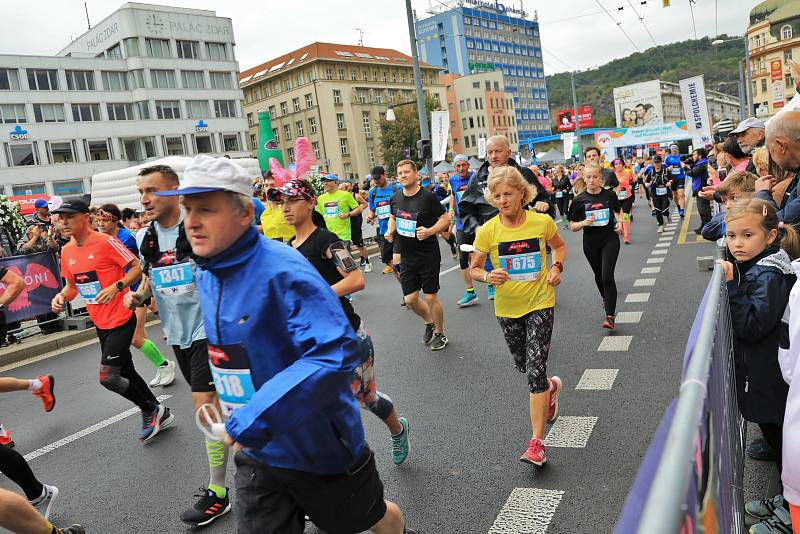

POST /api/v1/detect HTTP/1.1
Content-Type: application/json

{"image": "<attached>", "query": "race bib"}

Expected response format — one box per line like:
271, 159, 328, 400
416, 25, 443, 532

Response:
74, 271, 101, 304
323, 201, 339, 218
151, 262, 195, 295
555, 191, 564, 198
586, 208, 610, 226
455, 189, 466, 202
617, 190, 628, 200
656, 187, 668, 196
396, 210, 418, 238
670, 167, 681, 175
375, 202, 391, 220
208, 344, 257, 417
498, 239, 542, 281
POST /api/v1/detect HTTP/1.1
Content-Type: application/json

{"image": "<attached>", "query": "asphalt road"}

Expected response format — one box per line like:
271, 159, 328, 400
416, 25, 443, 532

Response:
0, 198, 715, 534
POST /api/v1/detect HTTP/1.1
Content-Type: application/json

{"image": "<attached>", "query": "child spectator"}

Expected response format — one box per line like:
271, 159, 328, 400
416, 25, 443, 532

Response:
701, 171, 758, 241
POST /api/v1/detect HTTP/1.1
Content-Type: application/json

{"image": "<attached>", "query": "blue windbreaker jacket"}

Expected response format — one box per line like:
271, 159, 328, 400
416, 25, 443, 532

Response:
194, 226, 365, 475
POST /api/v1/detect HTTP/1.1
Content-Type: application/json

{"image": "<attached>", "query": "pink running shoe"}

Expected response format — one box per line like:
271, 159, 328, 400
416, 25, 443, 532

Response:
519, 437, 547, 466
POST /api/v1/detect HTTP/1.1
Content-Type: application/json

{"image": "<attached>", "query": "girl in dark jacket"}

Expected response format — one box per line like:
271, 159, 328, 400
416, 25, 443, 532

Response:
719, 198, 800, 491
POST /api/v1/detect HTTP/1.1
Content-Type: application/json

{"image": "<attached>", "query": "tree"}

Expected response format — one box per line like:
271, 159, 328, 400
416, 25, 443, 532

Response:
378, 95, 441, 175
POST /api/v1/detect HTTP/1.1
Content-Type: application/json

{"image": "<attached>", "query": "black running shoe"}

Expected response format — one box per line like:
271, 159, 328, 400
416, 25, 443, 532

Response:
60, 526, 86, 534
140, 405, 174, 443
180, 487, 231, 527
430, 333, 448, 351
422, 323, 435, 345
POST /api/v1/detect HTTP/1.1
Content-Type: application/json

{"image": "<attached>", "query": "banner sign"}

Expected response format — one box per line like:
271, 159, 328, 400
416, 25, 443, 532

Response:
556, 105, 593, 132
613, 80, 664, 127
430, 110, 450, 163
771, 59, 785, 109
0, 252, 62, 322
478, 136, 487, 159
9, 194, 50, 216
595, 121, 691, 153
679, 75, 713, 147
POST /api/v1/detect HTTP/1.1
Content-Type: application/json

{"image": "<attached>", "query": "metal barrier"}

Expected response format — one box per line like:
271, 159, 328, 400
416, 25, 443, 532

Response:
615, 263, 746, 533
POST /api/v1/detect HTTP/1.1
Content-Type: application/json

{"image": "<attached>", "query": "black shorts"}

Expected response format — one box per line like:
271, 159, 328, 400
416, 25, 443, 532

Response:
456, 230, 475, 270
400, 262, 440, 295
97, 314, 136, 366
233, 446, 386, 534
375, 234, 393, 265
173, 339, 214, 393
671, 177, 686, 191
350, 215, 364, 247
620, 197, 634, 214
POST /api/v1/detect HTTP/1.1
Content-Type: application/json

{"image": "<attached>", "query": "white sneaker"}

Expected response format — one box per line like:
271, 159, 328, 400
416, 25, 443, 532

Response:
364, 262, 372, 273
157, 360, 176, 387
149, 367, 162, 388
31, 484, 58, 519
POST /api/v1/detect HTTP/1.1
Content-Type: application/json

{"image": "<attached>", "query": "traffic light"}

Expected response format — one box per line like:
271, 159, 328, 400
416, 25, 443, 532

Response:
417, 139, 432, 160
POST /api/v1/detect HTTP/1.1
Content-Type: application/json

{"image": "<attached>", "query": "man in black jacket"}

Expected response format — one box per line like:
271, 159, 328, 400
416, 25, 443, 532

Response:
457, 135, 553, 234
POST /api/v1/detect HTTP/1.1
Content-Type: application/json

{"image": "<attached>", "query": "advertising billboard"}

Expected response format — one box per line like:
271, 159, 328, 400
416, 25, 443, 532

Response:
556, 105, 593, 132
613, 80, 664, 128
771, 59, 785, 109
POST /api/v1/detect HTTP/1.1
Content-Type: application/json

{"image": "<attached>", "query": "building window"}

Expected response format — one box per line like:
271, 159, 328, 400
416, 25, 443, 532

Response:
762, 78, 768, 93
0, 69, 20, 90
272, 128, 279, 143
105, 44, 122, 59
284, 79, 292, 92
102, 71, 128, 91
214, 100, 237, 118
65, 70, 95, 90
356, 89, 367, 103
186, 100, 210, 118
292, 97, 301, 112
287, 147, 295, 163
165, 136, 185, 156
127, 69, 146, 89
249, 134, 257, 150
362, 112, 372, 138
27, 69, 59, 90
176, 40, 200, 59
5, 143, 37, 166
247, 112, 254, 126
47, 141, 75, 164
33, 103, 64, 123
0, 104, 26, 123
268, 105, 276, 117
788, 73, 794, 89
11, 182, 45, 196
782, 25, 792, 40
71, 103, 102, 122
367, 147, 375, 167
86, 139, 110, 160
280, 101, 288, 115
339, 137, 349, 154
107, 103, 134, 121
222, 134, 240, 152
155, 100, 181, 119
145, 38, 171, 58
786, 49, 794, 62
312, 141, 321, 160
375, 90, 383, 104
210, 71, 233, 89
206, 42, 228, 61
339, 68, 345, 80
382, 71, 387, 82
351, 70, 357, 81
151, 69, 177, 89
123, 37, 140, 57
296, 120, 304, 137
333, 89, 342, 104
325, 68, 333, 80
305, 93, 314, 108
283, 124, 292, 141
181, 70, 206, 89
336, 113, 346, 129
308, 116, 317, 134
52, 179, 84, 197
135, 101, 151, 120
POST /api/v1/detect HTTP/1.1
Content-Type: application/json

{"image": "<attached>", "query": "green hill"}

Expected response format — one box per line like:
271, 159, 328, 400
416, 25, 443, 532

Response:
545, 35, 744, 129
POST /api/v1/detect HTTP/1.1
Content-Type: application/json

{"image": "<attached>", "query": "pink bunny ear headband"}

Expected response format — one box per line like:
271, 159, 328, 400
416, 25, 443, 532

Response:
269, 137, 314, 187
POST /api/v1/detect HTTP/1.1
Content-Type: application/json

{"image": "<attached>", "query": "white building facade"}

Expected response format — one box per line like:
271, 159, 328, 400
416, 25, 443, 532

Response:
0, 2, 248, 200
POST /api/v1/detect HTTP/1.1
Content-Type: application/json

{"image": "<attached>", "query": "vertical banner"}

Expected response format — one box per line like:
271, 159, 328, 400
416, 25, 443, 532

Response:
562, 132, 574, 160
771, 59, 785, 109
478, 136, 487, 159
430, 110, 450, 162
679, 75, 713, 148
0, 252, 62, 323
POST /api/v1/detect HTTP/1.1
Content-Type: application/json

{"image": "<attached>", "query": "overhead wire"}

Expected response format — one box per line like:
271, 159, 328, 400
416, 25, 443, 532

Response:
593, 0, 641, 52
688, 0, 698, 40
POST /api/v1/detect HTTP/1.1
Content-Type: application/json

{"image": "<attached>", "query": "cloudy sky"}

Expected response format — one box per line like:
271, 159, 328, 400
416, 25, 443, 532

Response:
0, 0, 755, 73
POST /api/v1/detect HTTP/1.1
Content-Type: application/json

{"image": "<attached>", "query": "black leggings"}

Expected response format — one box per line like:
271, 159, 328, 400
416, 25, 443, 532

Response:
759, 422, 784, 476
555, 194, 569, 217
583, 232, 620, 316
653, 194, 671, 226
0, 444, 43, 501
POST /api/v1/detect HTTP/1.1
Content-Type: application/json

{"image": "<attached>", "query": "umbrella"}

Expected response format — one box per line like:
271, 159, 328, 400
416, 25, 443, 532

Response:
434, 161, 454, 173
468, 157, 482, 170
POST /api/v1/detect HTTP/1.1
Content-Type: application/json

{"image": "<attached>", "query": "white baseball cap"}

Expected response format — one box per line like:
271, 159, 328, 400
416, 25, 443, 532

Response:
156, 155, 252, 197
730, 117, 766, 134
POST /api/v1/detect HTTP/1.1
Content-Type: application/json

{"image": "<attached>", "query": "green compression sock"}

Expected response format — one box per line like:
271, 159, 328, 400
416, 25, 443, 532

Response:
206, 438, 229, 498
139, 339, 166, 368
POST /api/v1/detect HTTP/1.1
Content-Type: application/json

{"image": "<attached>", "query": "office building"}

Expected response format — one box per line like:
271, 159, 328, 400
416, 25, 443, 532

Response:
0, 2, 248, 199
441, 70, 519, 157
747, 0, 799, 117
415, 0, 550, 143
239, 42, 446, 181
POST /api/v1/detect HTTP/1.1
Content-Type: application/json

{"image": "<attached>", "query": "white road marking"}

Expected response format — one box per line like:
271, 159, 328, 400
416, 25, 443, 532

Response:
647, 257, 666, 264
633, 278, 656, 287
544, 416, 599, 448
655, 242, 671, 248
625, 293, 651, 303
440, 264, 461, 275
488, 488, 564, 534
576, 369, 619, 390
615, 311, 643, 323
598, 336, 633, 351
24, 395, 173, 462
641, 266, 661, 274
651, 249, 669, 255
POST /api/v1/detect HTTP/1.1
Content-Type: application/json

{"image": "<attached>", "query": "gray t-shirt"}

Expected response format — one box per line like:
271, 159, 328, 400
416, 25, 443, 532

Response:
136, 217, 206, 349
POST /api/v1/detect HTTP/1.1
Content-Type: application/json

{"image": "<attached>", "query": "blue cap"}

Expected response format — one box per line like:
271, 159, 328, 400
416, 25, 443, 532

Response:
34, 198, 48, 209
421, 178, 431, 187
323, 173, 338, 181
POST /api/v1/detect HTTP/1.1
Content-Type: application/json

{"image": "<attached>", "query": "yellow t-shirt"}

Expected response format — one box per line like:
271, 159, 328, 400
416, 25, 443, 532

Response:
474, 211, 557, 318
260, 202, 295, 242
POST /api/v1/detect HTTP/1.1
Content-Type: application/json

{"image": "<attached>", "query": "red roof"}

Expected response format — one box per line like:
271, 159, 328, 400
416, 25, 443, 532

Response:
240, 42, 435, 83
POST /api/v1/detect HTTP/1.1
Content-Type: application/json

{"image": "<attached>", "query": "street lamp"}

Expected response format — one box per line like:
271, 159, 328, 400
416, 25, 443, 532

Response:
404, 0, 433, 177
386, 107, 396, 122
712, 37, 752, 118
385, 100, 419, 122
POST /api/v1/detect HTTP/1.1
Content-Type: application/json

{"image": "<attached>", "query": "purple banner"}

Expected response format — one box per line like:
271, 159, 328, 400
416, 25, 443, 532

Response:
0, 252, 62, 322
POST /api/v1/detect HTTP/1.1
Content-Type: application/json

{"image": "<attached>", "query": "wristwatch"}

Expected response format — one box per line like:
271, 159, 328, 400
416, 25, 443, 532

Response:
552, 261, 564, 273
115, 281, 125, 291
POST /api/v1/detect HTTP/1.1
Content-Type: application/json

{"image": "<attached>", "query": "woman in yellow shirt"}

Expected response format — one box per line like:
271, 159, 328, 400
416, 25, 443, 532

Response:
471, 166, 567, 467
260, 173, 295, 242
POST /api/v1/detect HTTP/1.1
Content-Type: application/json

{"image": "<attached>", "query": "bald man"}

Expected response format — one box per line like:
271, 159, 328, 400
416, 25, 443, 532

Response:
756, 110, 800, 226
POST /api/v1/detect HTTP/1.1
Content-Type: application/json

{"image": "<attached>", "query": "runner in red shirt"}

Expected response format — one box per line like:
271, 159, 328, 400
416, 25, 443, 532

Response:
51, 199, 173, 443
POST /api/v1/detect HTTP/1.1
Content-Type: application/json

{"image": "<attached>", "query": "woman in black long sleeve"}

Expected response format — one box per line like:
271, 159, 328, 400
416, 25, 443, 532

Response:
684, 147, 711, 233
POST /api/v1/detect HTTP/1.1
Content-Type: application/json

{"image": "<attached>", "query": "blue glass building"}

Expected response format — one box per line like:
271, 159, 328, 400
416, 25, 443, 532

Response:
415, 2, 551, 143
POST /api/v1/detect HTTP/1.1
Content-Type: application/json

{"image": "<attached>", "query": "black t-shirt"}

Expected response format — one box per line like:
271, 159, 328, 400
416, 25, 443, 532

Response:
568, 189, 621, 235
390, 187, 446, 266
290, 227, 360, 331
646, 166, 672, 194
